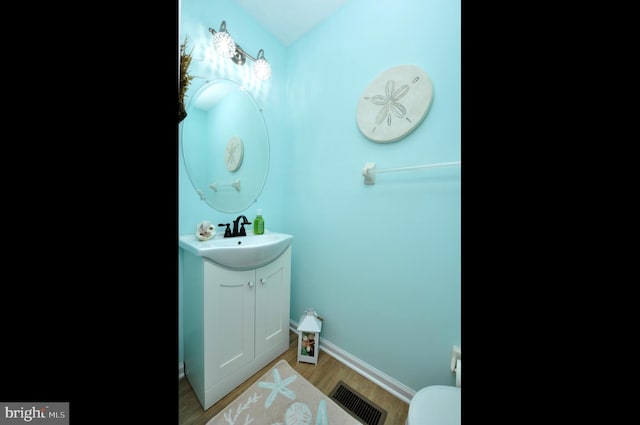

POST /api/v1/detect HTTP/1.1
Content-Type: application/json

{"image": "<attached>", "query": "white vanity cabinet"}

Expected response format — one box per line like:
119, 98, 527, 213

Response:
182, 246, 291, 411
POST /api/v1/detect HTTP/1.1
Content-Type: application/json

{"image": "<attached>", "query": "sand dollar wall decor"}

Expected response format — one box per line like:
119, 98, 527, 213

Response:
356, 64, 433, 143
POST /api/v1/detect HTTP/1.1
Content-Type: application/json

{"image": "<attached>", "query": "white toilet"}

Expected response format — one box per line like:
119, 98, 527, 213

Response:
406, 385, 461, 425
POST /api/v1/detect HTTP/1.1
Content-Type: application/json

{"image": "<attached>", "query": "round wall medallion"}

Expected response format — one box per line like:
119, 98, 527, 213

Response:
356, 64, 433, 143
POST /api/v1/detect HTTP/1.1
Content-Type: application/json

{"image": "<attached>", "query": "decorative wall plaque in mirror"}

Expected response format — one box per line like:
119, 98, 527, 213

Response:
180, 79, 270, 213
225, 135, 244, 172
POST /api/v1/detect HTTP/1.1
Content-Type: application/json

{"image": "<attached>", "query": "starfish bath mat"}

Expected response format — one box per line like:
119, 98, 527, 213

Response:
206, 359, 362, 425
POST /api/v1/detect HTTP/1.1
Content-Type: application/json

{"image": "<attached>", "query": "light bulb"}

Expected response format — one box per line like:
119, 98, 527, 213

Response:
253, 58, 271, 80
213, 32, 236, 58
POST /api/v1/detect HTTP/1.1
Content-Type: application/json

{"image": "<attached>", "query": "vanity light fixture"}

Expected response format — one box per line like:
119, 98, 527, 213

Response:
209, 21, 272, 81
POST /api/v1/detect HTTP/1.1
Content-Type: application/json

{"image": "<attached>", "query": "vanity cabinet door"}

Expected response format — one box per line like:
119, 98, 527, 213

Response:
255, 246, 291, 357
204, 262, 255, 389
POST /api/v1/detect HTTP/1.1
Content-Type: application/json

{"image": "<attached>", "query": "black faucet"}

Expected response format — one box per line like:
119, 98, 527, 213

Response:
231, 215, 251, 237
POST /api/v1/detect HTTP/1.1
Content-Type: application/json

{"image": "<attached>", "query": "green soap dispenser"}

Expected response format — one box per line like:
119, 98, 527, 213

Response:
253, 209, 264, 235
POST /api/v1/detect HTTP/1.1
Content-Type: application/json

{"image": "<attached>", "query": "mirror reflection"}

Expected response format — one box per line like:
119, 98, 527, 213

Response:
181, 79, 270, 213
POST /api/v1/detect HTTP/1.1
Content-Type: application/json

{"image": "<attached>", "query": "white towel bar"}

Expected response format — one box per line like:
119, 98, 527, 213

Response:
362, 161, 460, 184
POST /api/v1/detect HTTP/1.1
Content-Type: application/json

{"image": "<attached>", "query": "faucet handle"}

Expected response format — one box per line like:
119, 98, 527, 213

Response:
218, 223, 231, 237
239, 222, 251, 236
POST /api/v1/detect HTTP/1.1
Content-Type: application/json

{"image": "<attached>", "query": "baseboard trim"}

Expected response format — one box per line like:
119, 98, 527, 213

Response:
179, 362, 184, 380
289, 321, 414, 404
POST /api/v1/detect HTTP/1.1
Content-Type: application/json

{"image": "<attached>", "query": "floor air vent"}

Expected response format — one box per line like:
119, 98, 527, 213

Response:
329, 381, 387, 425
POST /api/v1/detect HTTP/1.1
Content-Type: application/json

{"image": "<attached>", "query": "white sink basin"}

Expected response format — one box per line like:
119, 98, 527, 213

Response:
179, 231, 293, 269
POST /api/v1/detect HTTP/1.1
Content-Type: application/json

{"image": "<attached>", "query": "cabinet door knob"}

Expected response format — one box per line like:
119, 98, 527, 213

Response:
260, 278, 266, 284
248, 281, 254, 287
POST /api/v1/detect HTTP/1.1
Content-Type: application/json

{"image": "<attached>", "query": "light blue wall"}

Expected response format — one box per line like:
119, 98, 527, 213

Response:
179, 0, 460, 392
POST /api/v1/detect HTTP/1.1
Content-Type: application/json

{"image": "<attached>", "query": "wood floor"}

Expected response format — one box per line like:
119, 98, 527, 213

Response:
179, 330, 409, 425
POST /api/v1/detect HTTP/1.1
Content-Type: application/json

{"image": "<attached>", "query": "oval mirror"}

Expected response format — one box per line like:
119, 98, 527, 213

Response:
180, 79, 270, 213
